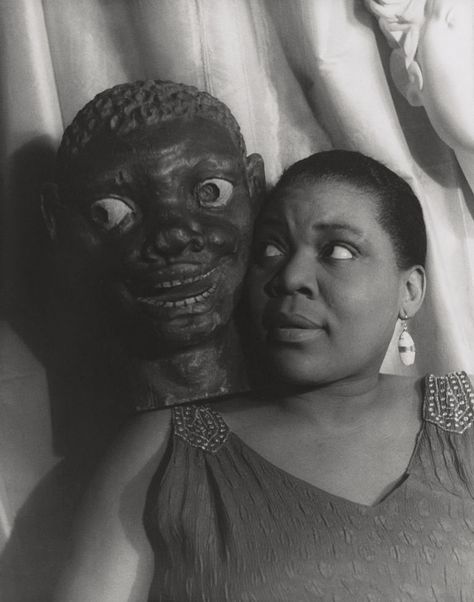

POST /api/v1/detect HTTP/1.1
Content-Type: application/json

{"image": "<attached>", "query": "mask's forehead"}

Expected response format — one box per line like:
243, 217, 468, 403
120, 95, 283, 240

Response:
122, 117, 243, 159
58, 82, 246, 172
60, 116, 245, 187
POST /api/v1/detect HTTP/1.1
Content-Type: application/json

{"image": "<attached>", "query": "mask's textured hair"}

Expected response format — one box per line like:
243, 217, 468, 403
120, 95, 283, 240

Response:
270, 150, 427, 269
57, 79, 246, 176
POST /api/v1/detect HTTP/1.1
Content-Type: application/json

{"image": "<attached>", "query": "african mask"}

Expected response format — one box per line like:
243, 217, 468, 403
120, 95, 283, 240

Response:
43, 81, 264, 408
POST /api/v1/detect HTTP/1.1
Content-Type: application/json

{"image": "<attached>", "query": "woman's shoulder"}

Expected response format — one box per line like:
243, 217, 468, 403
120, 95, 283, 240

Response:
381, 370, 474, 432
90, 408, 173, 508
209, 392, 279, 438
55, 409, 173, 602
410, 372, 474, 499
423, 371, 474, 434
91, 408, 173, 485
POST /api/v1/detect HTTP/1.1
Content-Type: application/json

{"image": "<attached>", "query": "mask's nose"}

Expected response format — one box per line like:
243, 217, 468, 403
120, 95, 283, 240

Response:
143, 218, 206, 260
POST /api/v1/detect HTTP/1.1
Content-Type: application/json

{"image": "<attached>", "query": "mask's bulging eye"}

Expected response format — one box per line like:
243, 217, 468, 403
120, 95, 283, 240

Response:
262, 243, 284, 258
90, 198, 134, 231
195, 178, 234, 208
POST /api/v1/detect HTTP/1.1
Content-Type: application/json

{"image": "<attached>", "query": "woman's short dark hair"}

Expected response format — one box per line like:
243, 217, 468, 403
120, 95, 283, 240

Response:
270, 150, 427, 269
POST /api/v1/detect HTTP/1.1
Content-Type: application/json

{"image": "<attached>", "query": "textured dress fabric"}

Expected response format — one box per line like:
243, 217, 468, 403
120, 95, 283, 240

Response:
144, 372, 474, 602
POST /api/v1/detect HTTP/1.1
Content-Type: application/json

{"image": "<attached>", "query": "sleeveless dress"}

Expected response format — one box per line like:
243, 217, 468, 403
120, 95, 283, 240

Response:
144, 372, 474, 602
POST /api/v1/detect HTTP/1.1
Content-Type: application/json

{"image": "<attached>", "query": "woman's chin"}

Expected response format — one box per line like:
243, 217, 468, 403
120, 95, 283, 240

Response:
266, 352, 328, 388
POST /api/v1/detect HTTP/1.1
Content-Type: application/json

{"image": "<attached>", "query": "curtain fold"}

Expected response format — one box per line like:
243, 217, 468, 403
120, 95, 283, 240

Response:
0, 0, 64, 550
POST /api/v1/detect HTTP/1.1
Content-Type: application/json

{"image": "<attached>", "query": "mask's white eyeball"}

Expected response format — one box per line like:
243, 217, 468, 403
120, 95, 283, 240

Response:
262, 243, 284, 257
195, 179, 234, 208
90, 198, 134, 231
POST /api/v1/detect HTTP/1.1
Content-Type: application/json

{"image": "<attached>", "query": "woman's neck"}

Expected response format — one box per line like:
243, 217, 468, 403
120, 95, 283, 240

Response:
275, 373, 403, 431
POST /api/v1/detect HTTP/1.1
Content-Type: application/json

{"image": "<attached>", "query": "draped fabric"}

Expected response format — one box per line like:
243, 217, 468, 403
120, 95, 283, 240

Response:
0, 0, 473, 571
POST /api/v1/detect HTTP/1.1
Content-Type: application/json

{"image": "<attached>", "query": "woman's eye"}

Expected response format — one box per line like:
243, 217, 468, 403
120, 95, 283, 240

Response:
327, 244, 354, 260
90, 198, 134, 231
195, 178, 234, 208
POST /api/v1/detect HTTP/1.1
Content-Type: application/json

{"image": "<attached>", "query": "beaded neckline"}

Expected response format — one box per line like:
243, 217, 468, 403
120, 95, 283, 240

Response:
172, 403, 230, 453
172, 372, 474, 455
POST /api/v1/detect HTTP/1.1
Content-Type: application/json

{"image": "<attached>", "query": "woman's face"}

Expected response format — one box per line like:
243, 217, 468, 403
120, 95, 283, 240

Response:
248, 178, 408, 386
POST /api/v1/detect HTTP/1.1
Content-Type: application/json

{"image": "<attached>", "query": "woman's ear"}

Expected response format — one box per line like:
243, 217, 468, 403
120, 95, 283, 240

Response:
400, 265, 426, 318
41, 182, 61, 241
245, 153, 266, 211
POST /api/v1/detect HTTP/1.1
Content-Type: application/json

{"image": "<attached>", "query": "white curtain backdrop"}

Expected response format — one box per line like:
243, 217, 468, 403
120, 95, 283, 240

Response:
1, 0, 473, 594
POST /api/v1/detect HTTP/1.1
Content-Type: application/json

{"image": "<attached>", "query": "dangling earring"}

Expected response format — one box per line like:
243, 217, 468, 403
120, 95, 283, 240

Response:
398, 312, 415, 366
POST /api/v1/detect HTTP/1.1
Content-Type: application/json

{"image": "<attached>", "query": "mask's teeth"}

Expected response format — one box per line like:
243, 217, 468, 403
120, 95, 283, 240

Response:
138, 284, 217, 308
150, 266, 217, 291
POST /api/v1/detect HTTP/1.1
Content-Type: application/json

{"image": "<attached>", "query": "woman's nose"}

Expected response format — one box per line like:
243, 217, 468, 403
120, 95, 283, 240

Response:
265, 252, 319, 299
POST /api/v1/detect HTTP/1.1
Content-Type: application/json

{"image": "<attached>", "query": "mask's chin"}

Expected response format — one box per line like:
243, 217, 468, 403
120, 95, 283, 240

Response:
109, 295, 233, 360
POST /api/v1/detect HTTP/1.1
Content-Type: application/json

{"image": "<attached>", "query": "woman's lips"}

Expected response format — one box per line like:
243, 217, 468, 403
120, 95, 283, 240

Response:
267, 327, 324, 343
264, 311, 325, 343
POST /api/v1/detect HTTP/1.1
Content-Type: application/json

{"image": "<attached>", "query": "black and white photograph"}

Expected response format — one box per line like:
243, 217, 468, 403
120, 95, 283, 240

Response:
1, 1, 473, 600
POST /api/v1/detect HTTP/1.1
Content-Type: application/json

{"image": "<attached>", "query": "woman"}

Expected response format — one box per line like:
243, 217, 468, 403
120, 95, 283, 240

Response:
58, 151, 474, 601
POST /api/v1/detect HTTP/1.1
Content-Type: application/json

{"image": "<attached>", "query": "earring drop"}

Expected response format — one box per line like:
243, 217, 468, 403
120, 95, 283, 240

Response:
398, 312, 415, 366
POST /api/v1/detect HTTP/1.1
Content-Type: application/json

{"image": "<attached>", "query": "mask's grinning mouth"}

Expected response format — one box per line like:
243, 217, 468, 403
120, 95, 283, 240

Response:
148, 266, 217, 292
137, 283, 218, 308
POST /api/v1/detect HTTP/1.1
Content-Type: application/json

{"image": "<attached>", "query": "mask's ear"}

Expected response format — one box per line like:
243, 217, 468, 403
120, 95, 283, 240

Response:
41, 182, 62, 241
245, 153, 266, 211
